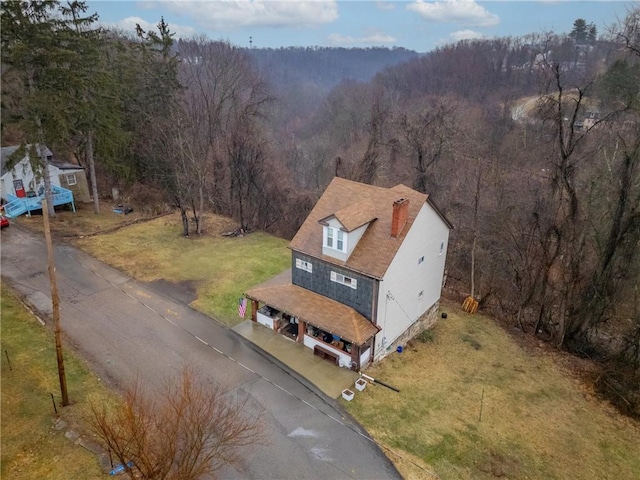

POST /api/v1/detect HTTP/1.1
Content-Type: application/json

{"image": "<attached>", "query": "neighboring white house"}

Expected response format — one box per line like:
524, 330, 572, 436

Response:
246, 177, 453, 369
1, 145, 57, 201
1, 145, 90, 209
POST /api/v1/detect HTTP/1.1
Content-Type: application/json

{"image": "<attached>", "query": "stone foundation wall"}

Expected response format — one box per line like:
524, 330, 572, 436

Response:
375, 301, 439, 362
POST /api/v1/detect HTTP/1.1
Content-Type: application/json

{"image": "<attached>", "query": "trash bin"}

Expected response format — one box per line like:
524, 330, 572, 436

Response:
397, 345, 403, 353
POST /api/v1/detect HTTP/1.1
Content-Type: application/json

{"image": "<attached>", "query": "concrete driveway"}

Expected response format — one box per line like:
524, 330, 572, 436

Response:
1, 225, 401, 479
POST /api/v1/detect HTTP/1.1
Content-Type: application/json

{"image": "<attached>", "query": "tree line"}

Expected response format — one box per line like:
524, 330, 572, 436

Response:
2, 2, 639, 416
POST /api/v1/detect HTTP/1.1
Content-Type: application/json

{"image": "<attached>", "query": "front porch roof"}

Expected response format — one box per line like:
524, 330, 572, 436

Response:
245, 276, 379, 345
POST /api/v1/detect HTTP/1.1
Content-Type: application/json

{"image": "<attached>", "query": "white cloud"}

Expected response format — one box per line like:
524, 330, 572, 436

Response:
407, 0, 499, 27
450, 29, 483, 41
328, 30, 397, 46
106, 16, 197, 38
144, 0, 338, 30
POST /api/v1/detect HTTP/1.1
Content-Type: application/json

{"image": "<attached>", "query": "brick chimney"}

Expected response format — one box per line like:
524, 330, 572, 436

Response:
391, 198, 409, 237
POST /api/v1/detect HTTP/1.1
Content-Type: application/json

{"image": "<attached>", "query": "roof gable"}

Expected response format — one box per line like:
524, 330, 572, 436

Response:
1, 144, 54, 176
290, 177, 444, 279
319, 200, 378, 233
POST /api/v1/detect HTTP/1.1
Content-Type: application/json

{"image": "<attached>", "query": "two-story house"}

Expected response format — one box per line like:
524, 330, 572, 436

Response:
245, 177, 452, 370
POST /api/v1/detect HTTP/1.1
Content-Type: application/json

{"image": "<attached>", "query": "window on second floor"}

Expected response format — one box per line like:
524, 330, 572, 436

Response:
324, 226, 347, 253
295, 258, 313, 273
330, 271, 357, 289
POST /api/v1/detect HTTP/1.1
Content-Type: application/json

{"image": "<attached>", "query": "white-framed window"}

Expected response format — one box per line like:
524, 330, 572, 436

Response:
330, 271, 357, 289
337, 229, 344, 251
439, 241, 446, 256
418, 256, 425, 265
66, 173, 77, 186
295, 258, 313, 273
324, 226, 347, 253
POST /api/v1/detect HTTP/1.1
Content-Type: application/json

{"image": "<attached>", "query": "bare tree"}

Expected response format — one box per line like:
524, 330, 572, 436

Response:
396, 98, 456, 194
90, 367, 264, 480
615, 5, 640, 57
176, 37, 272, 231
353, 90, 388, 184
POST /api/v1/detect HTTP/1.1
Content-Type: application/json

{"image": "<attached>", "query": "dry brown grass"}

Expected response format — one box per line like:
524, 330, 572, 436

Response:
346, 299, 640, 479
12, 201, 165, 238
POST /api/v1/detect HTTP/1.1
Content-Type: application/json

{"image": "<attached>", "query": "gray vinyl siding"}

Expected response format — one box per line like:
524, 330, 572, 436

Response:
292, 252, 374, 320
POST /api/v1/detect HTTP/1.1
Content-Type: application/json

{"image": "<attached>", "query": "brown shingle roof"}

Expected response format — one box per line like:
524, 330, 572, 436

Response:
245, 282, 379, 345
321, 199, 378, 232
289, 177, 429, 279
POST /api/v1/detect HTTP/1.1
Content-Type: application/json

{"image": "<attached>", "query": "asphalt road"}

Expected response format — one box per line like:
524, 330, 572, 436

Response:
0, 225, 401, 479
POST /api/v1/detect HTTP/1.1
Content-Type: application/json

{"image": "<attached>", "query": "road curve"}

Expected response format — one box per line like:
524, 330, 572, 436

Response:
1, 225, 401, 479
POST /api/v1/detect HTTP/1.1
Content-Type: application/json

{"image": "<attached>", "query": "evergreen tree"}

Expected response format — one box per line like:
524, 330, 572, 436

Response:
1, 0, 71, 216
569, 18, 588, 44
62, 1, 127, 213
587, 23, 597, 44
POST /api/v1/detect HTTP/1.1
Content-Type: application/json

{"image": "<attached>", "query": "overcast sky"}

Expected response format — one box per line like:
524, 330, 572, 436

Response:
89, 1, 634, 53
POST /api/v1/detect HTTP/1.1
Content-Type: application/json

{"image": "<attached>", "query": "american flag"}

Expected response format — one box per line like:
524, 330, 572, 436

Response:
238, 297, 247, 318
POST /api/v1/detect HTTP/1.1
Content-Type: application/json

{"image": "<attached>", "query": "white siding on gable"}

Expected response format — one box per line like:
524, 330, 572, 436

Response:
345, 223, 368, 258
374, 202, 450, 360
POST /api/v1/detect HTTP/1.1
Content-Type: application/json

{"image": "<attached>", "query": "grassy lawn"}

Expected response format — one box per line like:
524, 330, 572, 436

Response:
345, 300, 640, 480
74, 213, 291, 325
0, 284, 116, 480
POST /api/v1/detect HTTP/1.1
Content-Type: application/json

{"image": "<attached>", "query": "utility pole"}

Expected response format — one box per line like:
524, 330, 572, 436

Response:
42, 199, 69, 407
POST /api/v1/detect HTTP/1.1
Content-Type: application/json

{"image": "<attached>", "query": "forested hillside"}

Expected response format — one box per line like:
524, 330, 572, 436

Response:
2, 2, 639, 416
245, 45, 418, 91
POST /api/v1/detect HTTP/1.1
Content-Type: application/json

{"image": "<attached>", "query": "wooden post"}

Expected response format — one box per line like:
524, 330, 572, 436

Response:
297, 320, 305, 343
42, 200, 69, 407
251, 300, 258, 322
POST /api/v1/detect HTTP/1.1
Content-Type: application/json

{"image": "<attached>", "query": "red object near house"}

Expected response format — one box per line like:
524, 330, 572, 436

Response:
13, 179, 25, 197
0, 215, 9, 229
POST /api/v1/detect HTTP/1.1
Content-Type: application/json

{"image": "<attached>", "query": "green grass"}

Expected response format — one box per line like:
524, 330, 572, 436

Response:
345, 301, 640, 480
1, 284, 117, 480
75, 213, 291, 325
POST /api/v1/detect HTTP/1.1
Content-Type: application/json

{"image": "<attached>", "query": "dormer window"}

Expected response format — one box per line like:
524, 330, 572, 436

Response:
324, 226, 347, 253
